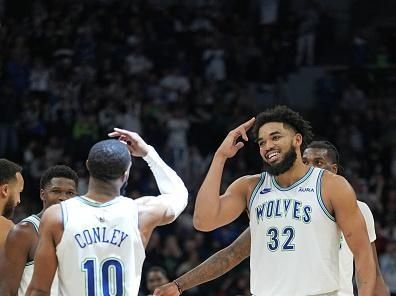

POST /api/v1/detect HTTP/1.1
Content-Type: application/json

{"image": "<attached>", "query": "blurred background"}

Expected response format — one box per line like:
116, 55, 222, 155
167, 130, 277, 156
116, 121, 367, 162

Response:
0, 0, 395, 295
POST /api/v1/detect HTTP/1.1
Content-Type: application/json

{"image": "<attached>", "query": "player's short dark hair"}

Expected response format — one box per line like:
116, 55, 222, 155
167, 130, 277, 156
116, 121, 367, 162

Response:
306, 140, 340, 166
0, 159, 22, 185
40, 165, 79, 189
252, 105, 314, 151
87, 139, 131, 181
146, 266, 168, 278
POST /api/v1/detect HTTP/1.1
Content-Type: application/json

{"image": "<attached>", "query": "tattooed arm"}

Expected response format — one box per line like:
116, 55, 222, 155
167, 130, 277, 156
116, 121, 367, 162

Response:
153, 229, 251, 296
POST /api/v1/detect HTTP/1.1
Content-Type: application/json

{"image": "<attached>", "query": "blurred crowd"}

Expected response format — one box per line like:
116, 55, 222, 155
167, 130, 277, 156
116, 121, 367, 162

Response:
0, 0, 395, 295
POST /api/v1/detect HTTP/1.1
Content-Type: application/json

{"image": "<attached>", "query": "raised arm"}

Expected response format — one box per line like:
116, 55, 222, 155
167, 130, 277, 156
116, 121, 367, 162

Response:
193, 118, 255, 231
26, 206, 61, 296
0, 223, 37, 296
140, 145, 188, 220
153, 229, 251, 296
109, 128, 188, 245
323, 173, 375, 296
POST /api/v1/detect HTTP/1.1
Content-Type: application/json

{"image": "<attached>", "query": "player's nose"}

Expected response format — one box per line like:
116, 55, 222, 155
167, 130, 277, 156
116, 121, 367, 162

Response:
264, 140, 276, 152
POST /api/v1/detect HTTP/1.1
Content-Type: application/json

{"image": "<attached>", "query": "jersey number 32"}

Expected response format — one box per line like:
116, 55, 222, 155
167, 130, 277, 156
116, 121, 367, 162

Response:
266, 226, 295, 251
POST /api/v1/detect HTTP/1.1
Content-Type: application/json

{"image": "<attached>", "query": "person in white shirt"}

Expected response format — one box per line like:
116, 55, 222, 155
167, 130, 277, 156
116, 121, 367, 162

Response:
154, 140, 388, 296
26, 128, 188, 296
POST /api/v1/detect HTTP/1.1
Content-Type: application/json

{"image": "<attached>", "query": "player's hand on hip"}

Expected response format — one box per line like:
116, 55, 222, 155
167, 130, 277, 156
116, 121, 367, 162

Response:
108, 128, 150, 157
216, 117, 255, 159
153, 282, 180, 296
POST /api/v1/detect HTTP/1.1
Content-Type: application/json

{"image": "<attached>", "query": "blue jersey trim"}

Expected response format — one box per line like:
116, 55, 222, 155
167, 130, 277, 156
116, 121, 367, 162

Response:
271, 166, 314, 191
77, 196, 122, 208
248, 172, 266, 212
316, 169, 336, 222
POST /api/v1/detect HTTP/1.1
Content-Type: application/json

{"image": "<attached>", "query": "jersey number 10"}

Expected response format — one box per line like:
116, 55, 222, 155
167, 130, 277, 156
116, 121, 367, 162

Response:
82, 258, 124, 296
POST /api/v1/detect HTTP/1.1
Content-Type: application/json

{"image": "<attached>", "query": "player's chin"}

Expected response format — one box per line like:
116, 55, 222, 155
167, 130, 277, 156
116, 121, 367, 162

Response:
265, 157, 282, 166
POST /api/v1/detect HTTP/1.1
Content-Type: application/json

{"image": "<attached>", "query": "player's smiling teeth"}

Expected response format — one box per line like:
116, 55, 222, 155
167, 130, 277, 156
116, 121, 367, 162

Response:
266, 151, 279, 160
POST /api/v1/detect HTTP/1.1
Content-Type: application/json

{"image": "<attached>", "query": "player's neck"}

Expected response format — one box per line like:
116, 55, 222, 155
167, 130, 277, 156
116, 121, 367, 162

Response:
84, 178, 121, 203
274, 161, 310, 188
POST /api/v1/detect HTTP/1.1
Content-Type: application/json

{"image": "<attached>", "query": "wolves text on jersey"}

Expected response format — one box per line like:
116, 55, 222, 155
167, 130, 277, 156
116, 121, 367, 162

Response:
255, 198, 312, 224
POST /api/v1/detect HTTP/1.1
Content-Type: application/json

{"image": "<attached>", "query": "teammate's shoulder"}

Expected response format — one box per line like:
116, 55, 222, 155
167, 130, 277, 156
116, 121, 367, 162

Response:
320, 171, 357, 202
41, 204, 62, 222
8, 219, 37, 242
321, 170, 349, 187
237, 174, 262, 185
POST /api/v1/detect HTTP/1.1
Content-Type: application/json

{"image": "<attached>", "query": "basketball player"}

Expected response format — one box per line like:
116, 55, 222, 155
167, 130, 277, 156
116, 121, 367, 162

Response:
0, 165, 78, 295
193, 106, 375, 295
304, 141, 389, 296
154, 141, 389, 296
0, 159, 23, 249
26, 128, 188, 296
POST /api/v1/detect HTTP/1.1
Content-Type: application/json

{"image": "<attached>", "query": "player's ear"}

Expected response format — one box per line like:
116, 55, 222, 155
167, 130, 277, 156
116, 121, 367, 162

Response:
0, 184, 9, 199
122, 169, 130, 182
332, 164, 338, 174
40, 188, 46, 201
294, 133, 303, 147
122, 161, 132, 182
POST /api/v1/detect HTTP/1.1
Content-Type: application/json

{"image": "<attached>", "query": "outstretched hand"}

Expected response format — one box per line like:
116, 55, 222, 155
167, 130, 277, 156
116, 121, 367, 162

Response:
108, 128, 150, 157
216, 117, 255, 159
153, 282, 180, 296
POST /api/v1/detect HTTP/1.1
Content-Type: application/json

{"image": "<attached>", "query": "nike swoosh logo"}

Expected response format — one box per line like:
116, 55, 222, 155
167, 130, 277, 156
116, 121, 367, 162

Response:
260, 188, 271, 194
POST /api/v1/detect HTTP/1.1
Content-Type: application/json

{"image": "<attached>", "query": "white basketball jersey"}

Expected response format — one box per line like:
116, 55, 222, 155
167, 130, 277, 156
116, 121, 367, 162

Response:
18, 215, 59, 296
337, 201, 376, 296
56, 196, 145, 296
249, 167, 340, 296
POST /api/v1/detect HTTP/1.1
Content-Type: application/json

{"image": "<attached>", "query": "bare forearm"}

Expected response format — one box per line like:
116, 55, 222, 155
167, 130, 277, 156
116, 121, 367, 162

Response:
355, 255, 376, 296
374, 275, 390, 296
176, 249, 243, 292
194, 153, 227, 229
176, 230, 250, 292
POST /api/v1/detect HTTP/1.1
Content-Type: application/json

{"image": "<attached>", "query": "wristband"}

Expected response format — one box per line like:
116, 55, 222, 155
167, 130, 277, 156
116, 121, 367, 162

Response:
173, 280, 183, 295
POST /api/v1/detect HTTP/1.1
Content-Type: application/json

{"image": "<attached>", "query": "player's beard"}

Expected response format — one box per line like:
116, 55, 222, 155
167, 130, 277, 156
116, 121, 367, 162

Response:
262, 145, 297, 176
2, 198, 16, 219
